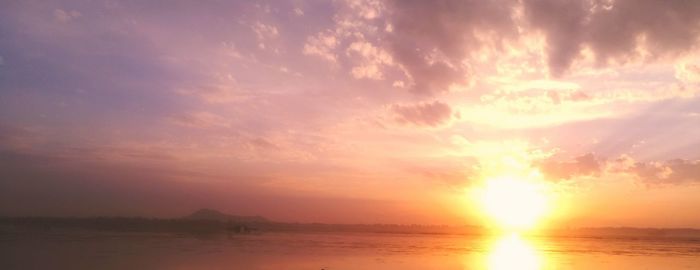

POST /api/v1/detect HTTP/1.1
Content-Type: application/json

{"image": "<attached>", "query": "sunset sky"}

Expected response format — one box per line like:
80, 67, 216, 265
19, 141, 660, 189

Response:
1, 0, 700, 228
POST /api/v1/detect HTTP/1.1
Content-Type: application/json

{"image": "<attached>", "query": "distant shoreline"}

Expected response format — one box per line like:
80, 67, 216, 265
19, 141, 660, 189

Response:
3, 215, 700, 241
4, 209, 700, 239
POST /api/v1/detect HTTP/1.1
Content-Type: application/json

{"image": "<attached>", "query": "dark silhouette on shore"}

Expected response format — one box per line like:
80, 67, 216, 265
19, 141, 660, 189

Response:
3, 209, 700, 240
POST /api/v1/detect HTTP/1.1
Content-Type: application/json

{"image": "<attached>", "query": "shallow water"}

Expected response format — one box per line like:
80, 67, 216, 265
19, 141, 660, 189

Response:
2, 230, 700, 269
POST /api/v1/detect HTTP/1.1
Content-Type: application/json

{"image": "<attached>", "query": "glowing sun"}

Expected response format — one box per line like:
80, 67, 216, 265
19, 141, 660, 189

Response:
478, 176, 550, 230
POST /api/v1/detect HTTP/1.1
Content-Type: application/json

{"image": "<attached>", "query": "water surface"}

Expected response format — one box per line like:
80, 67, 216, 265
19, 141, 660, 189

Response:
2, 230, 700, 269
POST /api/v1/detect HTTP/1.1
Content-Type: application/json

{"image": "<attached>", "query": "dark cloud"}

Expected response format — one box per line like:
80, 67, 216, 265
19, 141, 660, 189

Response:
383, 0, 700, 92
386, 0, 516, 95
524, 0, 700, 76
523, 0, 589, 76
391, 101, 453, 126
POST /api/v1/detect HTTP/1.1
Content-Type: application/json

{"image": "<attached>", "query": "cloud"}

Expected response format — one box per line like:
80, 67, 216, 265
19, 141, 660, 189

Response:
403, 156, 479, 186
192, 85, 242, 103
53, 8, 81, 23
676, 58, 700, 84
252, 22, 279, 40
303, 30, 339, 63
546, 90, 591, 104
522, 0, 588, 76
346, 41, 394, 79
347, 0, 384, 20
170, 111, 230, 129
537, 153, 700, 184
0, 125, 49, 153
385, 0, 516, 95
293, 7, 304, 16
523, 0, 700, 76
538, 153, 601, 181
247, 137, 280, 151
391, 101, 453, 127
625, 158, 700, 184
303, 0, 700, 96
252, 22, 279, 50
178, 78, 249, 104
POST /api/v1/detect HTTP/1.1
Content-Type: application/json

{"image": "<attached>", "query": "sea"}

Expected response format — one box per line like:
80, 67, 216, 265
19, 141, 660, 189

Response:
2, 230, 700, 269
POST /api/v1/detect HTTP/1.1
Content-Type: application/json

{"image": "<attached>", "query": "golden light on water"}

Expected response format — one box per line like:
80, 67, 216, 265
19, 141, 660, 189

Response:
487, 234, 544, 270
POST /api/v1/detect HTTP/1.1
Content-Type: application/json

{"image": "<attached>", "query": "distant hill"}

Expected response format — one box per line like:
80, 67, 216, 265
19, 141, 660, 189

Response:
184, 209, 268, 223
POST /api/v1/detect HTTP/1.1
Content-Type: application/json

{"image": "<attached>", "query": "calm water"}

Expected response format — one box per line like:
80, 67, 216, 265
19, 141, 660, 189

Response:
2, 230, 700, 269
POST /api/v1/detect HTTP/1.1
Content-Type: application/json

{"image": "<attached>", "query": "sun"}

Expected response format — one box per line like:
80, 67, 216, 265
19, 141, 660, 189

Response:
477, 175, 550, 230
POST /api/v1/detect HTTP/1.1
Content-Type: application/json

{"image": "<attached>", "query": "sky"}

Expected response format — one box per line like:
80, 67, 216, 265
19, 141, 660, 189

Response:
1, 0, 700, 228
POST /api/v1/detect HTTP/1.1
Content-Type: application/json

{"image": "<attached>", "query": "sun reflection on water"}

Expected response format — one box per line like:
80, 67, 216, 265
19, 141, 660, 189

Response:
487, 233, 544, 270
